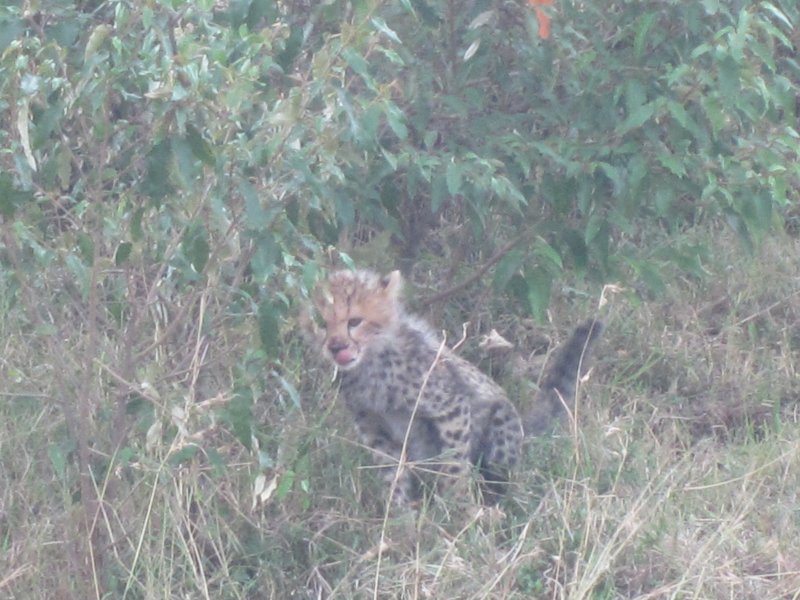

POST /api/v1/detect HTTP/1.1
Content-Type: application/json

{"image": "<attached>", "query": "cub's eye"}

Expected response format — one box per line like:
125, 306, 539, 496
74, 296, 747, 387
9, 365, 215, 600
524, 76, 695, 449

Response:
347, 318, 363, 328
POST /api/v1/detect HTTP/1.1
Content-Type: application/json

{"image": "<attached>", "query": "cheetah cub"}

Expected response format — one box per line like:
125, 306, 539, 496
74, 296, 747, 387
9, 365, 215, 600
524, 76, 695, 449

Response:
310, 269, 601, 509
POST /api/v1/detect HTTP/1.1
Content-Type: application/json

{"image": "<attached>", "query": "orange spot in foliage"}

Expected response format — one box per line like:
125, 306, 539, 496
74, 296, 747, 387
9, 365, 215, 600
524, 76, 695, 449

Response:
528, 0, 553, 39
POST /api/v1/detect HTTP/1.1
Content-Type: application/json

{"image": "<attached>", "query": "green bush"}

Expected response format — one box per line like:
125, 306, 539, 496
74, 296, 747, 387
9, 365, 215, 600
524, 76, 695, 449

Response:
1, 0, 799, 596
2, 1, 798, 314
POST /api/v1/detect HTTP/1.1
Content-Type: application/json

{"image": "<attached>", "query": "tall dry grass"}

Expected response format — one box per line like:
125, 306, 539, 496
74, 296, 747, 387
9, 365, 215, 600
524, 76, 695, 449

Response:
2, 228, 800, 598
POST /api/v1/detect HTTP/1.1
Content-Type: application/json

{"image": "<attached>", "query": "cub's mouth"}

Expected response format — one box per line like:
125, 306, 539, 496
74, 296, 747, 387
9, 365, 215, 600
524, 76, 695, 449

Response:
332, 347, 357, 367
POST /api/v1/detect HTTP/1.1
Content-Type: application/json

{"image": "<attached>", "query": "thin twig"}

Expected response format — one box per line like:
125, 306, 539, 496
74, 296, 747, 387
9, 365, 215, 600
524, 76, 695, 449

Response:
420, 230, 532, 306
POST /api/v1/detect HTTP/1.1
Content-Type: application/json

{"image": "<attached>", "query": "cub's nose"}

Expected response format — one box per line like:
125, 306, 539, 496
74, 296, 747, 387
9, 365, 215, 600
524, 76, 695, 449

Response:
327, 337, 347, 354
327, 336, 356, 366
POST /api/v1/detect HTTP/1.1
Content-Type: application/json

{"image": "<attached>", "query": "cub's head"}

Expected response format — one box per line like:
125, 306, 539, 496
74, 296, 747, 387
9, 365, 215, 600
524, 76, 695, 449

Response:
311, 269, 403, 371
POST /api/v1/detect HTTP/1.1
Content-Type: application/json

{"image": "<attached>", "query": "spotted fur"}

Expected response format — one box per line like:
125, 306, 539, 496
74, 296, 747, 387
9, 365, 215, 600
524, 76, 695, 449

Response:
311, 269, 601, 508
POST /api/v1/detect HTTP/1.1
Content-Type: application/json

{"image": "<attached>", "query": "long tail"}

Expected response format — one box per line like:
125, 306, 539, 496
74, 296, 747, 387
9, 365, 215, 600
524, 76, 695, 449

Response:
522, 319, 603, 435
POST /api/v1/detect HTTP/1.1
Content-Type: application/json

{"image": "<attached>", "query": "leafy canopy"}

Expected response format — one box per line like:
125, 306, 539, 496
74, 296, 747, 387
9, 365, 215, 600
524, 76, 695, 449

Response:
2, 0, 797, 322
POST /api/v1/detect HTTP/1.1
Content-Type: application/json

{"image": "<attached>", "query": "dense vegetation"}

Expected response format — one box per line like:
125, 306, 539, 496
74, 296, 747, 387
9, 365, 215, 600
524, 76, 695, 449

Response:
2, 0, 800, 597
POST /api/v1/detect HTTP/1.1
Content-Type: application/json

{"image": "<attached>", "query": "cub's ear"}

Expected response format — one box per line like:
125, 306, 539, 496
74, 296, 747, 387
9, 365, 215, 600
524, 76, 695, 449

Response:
380, 270, 403, 301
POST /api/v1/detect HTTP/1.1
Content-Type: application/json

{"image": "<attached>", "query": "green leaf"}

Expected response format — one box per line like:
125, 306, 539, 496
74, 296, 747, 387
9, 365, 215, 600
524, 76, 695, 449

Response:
32, 101, 64, 148
587, 217, 611, 272
278, 376, 302, 410
725, 211, 754, 253
84, 24, 111, 62
595, 162, 625, 197
141, 140, 174, 204
701, 96, 726, 135
633, 13, 657, 62
240, 179, 270, 229
654, 187, 676, 217
186, 124, 215, 166
205, 447, 227, 478
562, 229, 588, 270
524, 266, 552, 322
761, 2, 793, 30
275, 469, 295, 500
666, 100, 691, 130
114, 242, 133, 266
718, 54, 741, 99
171, 137, 199, 188
77, 232, 95, 266
48, 18, 82, 47
371, 17, 402, 43
0, 173, 34, 218
117, 447, 137, 468
48, 443, 67, 479
64, 253, 92, 300
627, 154, 648, 198
384, 103, 408, 140
407, 0, 442, 25
533, 238, 563, 270
168, 445, 199, 467
657, 152, 687, 178
182, 223, 210, 273
308, 209, 337, 244
334, 192, 355, 228
276, 25, 303, 71
584, 214, 606, 244
226, 393, 254, 450
445, 160, 463, 196
493, 249, 524, 292
616, 101, 655, 135
636, 261, 666, 295
742, 192, 772, 231
250, 233, 279, 280
342, 48, 373, 88
257, 299, 282, 359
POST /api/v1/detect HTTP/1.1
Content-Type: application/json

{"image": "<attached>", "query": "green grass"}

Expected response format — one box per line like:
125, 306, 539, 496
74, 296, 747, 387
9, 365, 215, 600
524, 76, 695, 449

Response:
2, 227, 800, 598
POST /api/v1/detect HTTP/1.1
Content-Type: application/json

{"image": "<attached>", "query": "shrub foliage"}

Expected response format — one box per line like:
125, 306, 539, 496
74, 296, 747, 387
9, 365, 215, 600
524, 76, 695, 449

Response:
1, 0, 799, 596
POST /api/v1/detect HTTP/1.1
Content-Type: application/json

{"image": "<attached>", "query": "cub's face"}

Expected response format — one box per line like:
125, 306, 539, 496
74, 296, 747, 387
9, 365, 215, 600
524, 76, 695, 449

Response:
313, 270, 402, 371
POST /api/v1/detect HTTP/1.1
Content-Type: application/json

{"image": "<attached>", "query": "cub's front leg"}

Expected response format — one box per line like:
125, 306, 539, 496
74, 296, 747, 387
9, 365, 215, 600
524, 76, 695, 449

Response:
352, 411, 419, 510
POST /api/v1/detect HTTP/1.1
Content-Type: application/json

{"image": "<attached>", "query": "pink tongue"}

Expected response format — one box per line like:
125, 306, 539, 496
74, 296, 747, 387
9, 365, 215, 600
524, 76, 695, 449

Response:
334, 348, 354, 365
